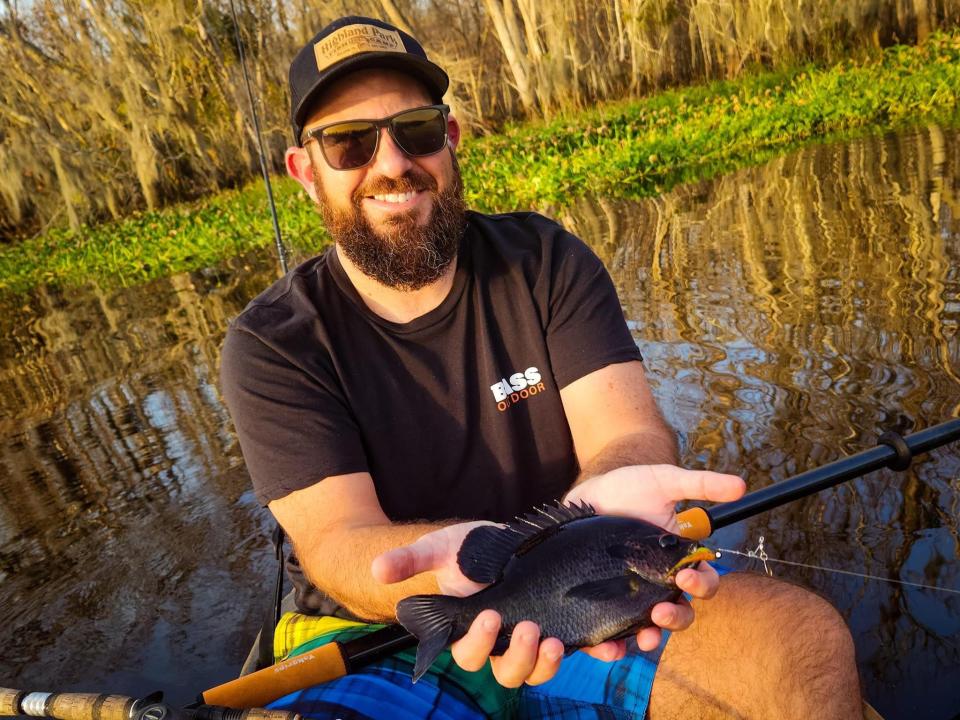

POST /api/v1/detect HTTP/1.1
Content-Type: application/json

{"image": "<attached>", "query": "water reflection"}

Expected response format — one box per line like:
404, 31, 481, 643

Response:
1, 126, 958, 717
560, 125, 960, 718
0, 257, 284, 703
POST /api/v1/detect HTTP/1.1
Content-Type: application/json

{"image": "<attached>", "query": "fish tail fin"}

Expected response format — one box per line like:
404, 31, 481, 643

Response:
396, 594, 461, 683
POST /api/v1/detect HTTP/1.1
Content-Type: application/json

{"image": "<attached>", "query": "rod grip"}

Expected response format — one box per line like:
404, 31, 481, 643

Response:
202, 642, 348, 709
676, 507, 712, 540
0, 691, 135, 720
230, 712, 301, 720
0, 689, 26, 717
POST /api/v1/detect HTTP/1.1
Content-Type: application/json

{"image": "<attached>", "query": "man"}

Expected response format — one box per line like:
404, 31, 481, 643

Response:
220, 16, 862, 718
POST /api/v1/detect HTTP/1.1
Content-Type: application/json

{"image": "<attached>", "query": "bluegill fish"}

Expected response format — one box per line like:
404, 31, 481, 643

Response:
396, 501, 716, 682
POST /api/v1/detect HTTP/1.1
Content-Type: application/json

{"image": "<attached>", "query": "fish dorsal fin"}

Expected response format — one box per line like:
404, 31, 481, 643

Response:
457, 500, 595, 584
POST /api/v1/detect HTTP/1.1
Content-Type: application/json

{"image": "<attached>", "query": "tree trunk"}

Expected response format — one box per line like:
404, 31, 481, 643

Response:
379, 0, 415, 34
913, 0, 931, 42
47, 144, 81, 231
483, 0, 536, 113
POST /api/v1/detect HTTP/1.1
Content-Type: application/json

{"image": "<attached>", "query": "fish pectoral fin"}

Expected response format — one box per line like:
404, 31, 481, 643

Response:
457, 500, 596, 584
457, 525, 518, 583
564, 574, 643, 601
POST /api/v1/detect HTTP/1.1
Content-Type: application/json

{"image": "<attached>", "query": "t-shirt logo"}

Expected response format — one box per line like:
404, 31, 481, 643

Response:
490, 366, 545, 412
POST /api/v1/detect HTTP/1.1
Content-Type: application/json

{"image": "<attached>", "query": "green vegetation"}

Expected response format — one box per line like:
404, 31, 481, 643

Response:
2, 33, 959, 295
465, 33, 960, 208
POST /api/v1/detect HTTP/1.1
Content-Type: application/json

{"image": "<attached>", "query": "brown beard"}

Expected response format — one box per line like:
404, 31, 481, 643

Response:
314, 154, 466, 290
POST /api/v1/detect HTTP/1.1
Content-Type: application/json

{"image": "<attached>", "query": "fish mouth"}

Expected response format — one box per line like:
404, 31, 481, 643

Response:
666, 546, 718, 579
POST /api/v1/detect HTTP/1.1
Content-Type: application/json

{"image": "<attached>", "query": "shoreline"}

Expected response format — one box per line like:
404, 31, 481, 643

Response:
1, 32, 958, 296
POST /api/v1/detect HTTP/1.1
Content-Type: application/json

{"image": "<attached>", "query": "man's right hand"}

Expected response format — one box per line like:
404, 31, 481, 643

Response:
371, 519, 492, 597
372, 520, 568, 687
447, 609, 567, 687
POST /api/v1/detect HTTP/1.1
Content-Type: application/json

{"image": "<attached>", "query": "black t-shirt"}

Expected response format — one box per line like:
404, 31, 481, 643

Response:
220, 211, 641, 523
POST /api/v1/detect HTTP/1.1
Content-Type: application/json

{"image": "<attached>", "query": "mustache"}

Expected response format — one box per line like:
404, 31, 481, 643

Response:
353, 169, 438, 203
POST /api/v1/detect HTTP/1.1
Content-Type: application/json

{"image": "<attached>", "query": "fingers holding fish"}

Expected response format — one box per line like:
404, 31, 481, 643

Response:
650, 597, 695, 631
371, 529, 447, 582
450, 612, 565, 685
488, 621, 552, 688
371, 543, 425, 584
512, 638, 564, 685
633, 596, 696, 650
580, 638, 627, 662
522, 636, 566, 686
450, 609, 501, 671
395, 502, 717, 684
635, 625, 663, 651
673, 560, 720, 600
637, 563, 713, 643
564, 465, 745, 528
372, 520, 493, 596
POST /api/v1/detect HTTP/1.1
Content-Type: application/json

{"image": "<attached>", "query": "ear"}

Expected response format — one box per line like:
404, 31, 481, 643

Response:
446, 114, 461, 151
286, 145, 319, 203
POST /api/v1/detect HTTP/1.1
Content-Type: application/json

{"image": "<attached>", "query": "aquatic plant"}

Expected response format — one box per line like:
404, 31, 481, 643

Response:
0, 33, 958, 295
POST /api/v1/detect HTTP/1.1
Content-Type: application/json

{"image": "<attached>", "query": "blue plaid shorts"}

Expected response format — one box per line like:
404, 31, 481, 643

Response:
268, 643, 660, 719
267, 565, 730, 719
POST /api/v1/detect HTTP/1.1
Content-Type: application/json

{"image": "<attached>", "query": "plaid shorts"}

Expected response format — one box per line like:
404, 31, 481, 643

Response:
265, 566, 730, 718
266, 614, 661, 719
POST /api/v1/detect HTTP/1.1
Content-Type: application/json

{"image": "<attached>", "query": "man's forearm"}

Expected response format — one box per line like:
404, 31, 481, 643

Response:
574, 428, 680, 485
292, 520, 453, 622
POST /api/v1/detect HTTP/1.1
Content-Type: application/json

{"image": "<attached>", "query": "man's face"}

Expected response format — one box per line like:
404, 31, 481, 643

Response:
292, 70, 465, 290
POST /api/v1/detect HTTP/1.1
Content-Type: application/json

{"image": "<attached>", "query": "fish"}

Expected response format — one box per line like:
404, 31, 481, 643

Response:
395, 500, 717, 682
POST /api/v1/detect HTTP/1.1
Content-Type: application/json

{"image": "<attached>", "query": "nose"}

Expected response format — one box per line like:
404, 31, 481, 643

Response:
369, 126, 414, 178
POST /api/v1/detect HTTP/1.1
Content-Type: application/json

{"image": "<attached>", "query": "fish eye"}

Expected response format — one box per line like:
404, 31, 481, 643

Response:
659, 534, 678, 549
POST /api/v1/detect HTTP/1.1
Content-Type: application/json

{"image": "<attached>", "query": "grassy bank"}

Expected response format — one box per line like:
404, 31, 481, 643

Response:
2, 32, 959, 295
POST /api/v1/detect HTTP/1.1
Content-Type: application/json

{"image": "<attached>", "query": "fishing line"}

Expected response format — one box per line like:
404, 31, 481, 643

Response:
227, 0, 289, 673
717, 537, 960, 595
228, 0, 288, 274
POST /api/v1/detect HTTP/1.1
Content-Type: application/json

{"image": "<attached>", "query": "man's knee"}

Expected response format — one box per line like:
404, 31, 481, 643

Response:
693, 572, 856, 668
652, 573, 861, 718
718, 574, 860, 712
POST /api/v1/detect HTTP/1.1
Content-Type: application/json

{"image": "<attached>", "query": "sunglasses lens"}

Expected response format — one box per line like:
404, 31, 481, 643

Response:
314, 107, 447, 169
321, 121, 378, 170
392, 108, 447, 156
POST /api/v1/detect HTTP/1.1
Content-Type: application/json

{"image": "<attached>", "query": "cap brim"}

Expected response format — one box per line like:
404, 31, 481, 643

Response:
293, 53, 449, 142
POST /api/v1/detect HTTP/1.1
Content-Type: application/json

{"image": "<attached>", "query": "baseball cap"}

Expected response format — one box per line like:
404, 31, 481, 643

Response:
288, 16, 450, 145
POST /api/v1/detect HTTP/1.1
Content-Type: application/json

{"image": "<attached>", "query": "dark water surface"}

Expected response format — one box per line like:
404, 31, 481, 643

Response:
2, 127, 958, 718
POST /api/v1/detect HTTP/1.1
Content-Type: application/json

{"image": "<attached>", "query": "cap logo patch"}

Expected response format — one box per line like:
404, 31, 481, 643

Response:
314, 25, 406, 72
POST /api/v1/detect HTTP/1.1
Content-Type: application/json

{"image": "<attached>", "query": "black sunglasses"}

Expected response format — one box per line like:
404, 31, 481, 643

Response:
302, 104, 450, 171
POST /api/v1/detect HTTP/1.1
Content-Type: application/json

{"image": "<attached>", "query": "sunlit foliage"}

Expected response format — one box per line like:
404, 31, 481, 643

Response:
1, 33, 957, 295
1, 0, 958, 237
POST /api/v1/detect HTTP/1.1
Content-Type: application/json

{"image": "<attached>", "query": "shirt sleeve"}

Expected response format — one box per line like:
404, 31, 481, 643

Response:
538, 220, 642, 389
219, 321, 369, 505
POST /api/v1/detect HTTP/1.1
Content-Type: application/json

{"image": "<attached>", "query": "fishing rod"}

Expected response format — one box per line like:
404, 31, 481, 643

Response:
201, 417, 960, 709
228, 0, 288, 275
674, 417, 960, 539
0, 688, 298, 720
227, 0, 291, 674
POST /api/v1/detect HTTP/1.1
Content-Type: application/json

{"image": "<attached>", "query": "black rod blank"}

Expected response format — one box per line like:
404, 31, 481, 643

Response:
706, 418, 960, 532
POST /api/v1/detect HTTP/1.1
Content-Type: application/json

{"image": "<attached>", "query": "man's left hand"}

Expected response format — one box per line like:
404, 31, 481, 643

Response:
564, 464, 745, 657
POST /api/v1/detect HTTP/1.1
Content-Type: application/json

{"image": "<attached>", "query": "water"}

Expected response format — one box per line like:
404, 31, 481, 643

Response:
2, 126, 958, 718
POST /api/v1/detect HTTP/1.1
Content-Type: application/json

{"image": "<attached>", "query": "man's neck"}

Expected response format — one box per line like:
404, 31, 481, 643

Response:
335, 245, 458, 324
